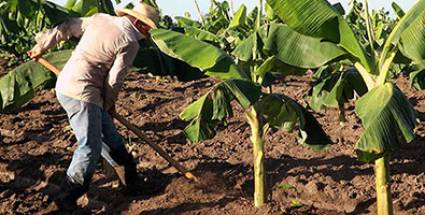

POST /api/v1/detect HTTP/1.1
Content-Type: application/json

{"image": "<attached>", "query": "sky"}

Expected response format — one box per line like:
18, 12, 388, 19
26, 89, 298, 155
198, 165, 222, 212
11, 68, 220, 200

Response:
50, 0, 417, 19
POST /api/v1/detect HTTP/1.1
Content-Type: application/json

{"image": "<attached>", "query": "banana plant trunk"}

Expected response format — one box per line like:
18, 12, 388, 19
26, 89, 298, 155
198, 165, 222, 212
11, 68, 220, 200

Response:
245, 107, 267, 207
375, 154, 393, 215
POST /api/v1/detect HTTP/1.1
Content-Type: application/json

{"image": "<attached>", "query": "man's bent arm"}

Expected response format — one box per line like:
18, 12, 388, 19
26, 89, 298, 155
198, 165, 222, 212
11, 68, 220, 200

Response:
33, 17, 91, 52
103, 42, 140, 111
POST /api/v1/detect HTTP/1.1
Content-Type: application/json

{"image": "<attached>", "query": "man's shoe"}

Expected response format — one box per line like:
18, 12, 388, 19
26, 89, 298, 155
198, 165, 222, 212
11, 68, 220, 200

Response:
54, 177, 88, 211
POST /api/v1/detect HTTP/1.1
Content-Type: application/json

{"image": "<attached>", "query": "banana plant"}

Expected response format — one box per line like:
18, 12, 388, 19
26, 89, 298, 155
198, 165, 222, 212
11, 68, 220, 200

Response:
0, 0, 117, 64
0, 0, 110, 112
175, 2, 261, 54
151, 13, 332, 206
0, 0, 77, 63
266, 0, 423, 214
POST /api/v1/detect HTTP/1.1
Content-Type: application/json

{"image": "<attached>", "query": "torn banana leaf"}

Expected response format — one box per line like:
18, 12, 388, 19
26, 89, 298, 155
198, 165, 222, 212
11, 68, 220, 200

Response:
256, 94, 332, 151
180, 79, 260, 142
0, 50, 72, 113
354, 83, 417, 162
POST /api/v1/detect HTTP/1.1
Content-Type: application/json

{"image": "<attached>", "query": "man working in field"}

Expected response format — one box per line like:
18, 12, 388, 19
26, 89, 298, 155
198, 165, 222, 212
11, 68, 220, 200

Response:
27, 3, 159, 211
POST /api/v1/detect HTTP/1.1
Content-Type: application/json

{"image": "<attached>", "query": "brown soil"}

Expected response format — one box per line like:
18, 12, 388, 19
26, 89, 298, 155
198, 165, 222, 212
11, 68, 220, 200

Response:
0, 71, 424, 215
0, 58, 7, 76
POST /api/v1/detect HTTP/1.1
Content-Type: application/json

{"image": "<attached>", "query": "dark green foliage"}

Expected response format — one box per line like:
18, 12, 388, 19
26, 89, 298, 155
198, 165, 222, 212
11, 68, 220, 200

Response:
0, 50, 72, 113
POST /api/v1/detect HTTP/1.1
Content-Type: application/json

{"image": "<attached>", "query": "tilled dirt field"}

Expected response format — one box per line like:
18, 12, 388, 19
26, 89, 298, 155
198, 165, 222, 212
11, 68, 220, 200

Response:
0, 71, 424, 215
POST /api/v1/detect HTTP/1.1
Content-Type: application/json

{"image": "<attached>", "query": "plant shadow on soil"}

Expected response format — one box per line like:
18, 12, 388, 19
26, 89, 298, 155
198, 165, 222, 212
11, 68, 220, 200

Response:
0, 152, 70, 203
134, 155, 371, 214
142, 138, 425, 214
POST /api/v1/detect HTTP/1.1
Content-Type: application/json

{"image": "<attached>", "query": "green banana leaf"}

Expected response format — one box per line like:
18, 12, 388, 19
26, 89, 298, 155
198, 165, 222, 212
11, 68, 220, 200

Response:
354, 83, 417, 162
396, 10, 425, 64
175, 16, 201, 28
42, 1, 79, 26
133, 39, 204, 81
64, 0, 77, 9
0, 50, 72, 113
309, 67, 367, 111
266, 0, 373, 72
410, 69, 425, 90
391, 2, 405, 19
384, 0, 425, 48
381, 0, 425, 64
384, 0, 425, 89
184, 26, 222, 44
151, 29, 247, 80
228, 4, 247, 29
5, 0, 38, 19
254, 56, 277, 85
332, 3, 345, 15
265, 2, 276, 21
254, 56, 305, 85
98, 0, 115, 15
65, 0, 114, 16
180, 79, 260, 142
246, 7, 258, 28
264, 23, 347, 69
133, 40, 204, 81
255, 94, 331, 151
232, 32, 257, 62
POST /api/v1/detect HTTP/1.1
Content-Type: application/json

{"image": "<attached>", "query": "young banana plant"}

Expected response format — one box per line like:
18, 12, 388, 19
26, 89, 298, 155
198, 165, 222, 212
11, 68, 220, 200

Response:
151, 9, 332, 206
266, 0, 424, 214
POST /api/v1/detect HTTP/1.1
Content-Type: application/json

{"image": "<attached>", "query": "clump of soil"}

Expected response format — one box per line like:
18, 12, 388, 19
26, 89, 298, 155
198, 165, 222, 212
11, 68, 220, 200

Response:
0, 71, 424, 215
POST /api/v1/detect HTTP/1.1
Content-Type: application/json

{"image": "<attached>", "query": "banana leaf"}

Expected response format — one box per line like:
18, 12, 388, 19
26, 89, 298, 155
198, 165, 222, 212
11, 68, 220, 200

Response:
381, 0, 425, 64
266, 0, 373, 72
391, 2, 405, 19
396, 10, 425, 64
180, 79, 260, 142
42, 1, 79, 26
133, 39, 204, 81
410, 69, 425, 90
383, 0, 425, 88
264, 23, 347, 69
309, 67, 367, 111
175, 16, 201, 28
255, 94, 331, 151
232, 32, 257, 62
354, 83, 417, 162
65, 0, 114, 16
0, 50, 72, 113
184, 26, 222, 44
151, 29, 248, 80
228, 4, 247, 29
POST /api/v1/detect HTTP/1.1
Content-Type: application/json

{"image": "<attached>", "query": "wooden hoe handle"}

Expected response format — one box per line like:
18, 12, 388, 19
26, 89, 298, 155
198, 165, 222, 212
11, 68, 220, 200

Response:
36, 57, 199, 182
38, 58, 60, 75
111, 113, 199, 182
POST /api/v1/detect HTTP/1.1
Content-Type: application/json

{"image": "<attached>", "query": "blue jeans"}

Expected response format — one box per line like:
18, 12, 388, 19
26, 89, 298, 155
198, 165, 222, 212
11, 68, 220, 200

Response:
57, 93, 126, 186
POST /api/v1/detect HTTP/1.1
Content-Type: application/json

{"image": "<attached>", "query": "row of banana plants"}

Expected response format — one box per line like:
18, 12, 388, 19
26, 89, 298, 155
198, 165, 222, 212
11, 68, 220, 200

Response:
0, 0, 423, 214
0, 0, 117, 112
0, 0, 117, 66
150, 0, 424, 214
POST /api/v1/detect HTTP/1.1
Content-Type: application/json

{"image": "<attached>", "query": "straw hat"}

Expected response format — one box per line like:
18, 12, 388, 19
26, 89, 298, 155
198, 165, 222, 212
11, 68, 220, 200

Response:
115, 3, 160, 29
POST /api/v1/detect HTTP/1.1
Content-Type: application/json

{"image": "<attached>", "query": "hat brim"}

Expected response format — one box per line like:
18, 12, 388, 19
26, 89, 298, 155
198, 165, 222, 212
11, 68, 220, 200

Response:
115, 9, 157, 29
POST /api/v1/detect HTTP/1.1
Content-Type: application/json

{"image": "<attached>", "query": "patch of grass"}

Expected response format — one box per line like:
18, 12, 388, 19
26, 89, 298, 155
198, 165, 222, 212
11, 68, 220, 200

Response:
277, 182, 295, 190
290, 199, 303, 208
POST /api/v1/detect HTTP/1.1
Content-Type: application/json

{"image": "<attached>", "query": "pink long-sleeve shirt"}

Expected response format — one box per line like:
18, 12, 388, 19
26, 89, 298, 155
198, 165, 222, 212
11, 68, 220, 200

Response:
35, 13, 143, 110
